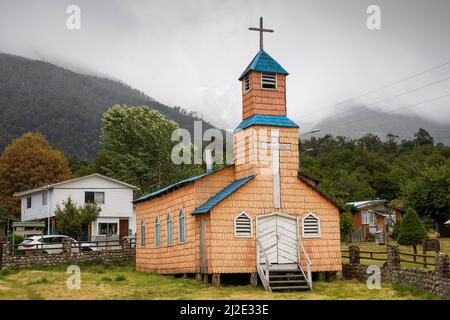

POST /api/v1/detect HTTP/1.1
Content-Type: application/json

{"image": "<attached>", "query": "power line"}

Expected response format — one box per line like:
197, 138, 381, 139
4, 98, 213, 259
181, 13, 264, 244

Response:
298, 60, 450, 120
316, 92, 450, 130
328, 76, 450, 123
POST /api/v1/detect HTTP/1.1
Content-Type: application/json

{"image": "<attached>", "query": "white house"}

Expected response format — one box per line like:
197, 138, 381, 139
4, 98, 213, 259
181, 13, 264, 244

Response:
14, 174, 139, 241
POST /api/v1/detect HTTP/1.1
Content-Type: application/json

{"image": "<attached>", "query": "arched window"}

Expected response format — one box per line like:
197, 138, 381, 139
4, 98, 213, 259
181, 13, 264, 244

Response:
234, 212, 252, 237
167, 213, 173, 245
179, 208, 186, 243
302, 213, 320, 238
140, 218, 146, 247
155, 216, 160, 248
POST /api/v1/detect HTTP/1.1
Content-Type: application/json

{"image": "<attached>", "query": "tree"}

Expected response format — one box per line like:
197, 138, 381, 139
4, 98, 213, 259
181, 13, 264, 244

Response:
100, 105, 203, 196
396, 208, 428, 256
55, 197, 101, 241
340, 209, 355, 244
0, 132, 72, 217
400, 164, 450, 224
414, 128, 434, 147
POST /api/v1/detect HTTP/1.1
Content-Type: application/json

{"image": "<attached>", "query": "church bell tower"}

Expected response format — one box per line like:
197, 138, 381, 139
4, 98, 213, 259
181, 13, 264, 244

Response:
233, 17, 300, 209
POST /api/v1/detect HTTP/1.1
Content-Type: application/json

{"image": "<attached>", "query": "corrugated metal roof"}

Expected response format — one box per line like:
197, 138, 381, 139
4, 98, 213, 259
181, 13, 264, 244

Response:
239, 49, 289, 80
133, 166, 232, 204
235, 115, 299, 132
346, 199, 388, 209
192, 175, 255, 215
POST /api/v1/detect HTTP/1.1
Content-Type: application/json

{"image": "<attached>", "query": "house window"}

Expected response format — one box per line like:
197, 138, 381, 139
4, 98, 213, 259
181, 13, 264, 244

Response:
302, 213, 320, 238
234, 212, 252, 237
243, 74, 250, 93
179, 208, 186, 243
261, 73, 277, 90
42, 193, 47, 206
167, 213, 173, 245
85, 192, 105, 204
361, 211, 375, 225
155, 216, 160, 247
98, 222, 118, 235
26, 196, 32, 209
140, 218, 146, 247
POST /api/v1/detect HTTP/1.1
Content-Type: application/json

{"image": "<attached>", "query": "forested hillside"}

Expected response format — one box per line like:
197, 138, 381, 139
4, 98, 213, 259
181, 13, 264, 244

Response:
300, 129, 450, 208
0, 53, 215, 160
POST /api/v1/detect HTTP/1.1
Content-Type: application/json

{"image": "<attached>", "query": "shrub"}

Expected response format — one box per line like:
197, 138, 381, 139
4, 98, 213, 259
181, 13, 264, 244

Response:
397, 208, 428, 254
7, 233, 24, 245
115, 275, 126, 282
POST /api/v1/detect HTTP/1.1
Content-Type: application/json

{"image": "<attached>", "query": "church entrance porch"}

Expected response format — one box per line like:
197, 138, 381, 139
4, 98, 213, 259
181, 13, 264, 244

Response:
256, 212, 312, 291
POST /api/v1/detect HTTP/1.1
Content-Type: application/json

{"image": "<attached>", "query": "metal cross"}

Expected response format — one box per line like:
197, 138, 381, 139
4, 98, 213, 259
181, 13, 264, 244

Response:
249, 17, 274, 50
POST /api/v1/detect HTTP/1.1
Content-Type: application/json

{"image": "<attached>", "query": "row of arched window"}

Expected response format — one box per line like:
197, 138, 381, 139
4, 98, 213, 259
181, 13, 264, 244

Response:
140, 208, 186, 247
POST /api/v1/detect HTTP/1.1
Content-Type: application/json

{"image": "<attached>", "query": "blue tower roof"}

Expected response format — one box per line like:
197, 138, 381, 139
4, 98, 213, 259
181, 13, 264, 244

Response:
239, 49, 289, 80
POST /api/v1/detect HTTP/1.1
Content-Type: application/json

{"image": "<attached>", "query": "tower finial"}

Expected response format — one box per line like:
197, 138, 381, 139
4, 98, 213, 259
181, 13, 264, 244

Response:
248, 17, 274, 50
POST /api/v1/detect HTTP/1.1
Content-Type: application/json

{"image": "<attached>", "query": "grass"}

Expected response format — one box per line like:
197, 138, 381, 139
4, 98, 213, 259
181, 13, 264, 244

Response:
341, 238, 450, 269
0, 261, 444, 300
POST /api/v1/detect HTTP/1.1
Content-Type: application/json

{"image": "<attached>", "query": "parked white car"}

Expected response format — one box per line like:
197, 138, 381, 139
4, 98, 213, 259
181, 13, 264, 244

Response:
18, 235, 97, 254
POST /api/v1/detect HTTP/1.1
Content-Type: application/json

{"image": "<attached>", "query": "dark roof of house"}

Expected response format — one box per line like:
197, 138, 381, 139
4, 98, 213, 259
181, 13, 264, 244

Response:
235, 115, 299, 132
133, 166, 233, 204
239, 49, 289, 80
192, 175, 256, 215
297, 173, 344, 212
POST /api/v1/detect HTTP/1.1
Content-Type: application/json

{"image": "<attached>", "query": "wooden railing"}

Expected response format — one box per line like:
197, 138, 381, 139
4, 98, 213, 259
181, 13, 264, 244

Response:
256, 238, 272, 292
298, 240, 312, 290
342, 245, 439, 269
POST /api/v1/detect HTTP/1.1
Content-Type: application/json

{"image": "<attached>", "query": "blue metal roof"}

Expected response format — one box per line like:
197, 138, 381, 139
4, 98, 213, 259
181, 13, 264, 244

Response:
235, 114, 299, 132
133, 166, 232, 204
192, 175, 255, 215
239, 49, 289, 80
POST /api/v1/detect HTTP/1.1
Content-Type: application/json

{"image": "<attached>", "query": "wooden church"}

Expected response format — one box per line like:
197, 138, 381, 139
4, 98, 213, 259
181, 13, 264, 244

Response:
134, 18, 342, 291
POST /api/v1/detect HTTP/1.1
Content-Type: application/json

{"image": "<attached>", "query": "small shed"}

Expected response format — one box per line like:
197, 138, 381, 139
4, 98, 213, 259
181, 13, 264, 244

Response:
12, 221, 46, 242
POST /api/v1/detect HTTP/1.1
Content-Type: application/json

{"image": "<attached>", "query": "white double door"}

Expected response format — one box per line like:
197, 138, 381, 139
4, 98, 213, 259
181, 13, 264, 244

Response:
257, 213, 299, 265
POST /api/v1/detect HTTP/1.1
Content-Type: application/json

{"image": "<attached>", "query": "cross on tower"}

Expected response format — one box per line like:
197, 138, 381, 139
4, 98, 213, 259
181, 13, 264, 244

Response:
249, 17, 274, 50
260, 130, 291, 209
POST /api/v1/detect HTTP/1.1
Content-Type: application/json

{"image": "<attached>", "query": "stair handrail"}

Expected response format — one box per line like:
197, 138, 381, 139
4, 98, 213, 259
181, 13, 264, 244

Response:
256, 238, 271, 290
298, 240, 313, 290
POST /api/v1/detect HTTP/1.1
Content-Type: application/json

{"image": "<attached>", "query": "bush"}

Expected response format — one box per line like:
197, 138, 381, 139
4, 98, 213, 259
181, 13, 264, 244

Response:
115, 275, 126, 282
397, 208, 428, 253
7, 233, 24, 245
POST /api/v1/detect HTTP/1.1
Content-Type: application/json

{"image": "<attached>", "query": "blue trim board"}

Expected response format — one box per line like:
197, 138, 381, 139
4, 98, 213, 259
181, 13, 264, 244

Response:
133, 166, 232, 204
235, 115, 299, 132
192, 175, 255, 215
239, 49, 289, 80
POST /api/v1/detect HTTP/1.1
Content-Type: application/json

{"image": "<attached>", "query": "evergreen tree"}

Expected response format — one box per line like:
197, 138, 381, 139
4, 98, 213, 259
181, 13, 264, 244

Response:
396, 208, 428, 256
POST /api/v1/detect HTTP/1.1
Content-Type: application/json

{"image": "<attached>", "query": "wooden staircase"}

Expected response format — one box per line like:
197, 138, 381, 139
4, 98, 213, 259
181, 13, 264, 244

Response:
256, 238, 313, 292
268, 265, 310, 291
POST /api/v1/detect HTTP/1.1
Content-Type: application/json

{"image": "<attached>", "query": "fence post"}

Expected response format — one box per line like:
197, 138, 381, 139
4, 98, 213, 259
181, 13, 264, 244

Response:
349, 245, 360, 264
435, 253, 449, 279
121, 238, 130, 250
387, 245, 400, 268
62, 239, 72, 256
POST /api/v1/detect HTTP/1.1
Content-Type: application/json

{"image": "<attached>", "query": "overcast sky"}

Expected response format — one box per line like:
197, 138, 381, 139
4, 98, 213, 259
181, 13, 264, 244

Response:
1, 0, 450, 130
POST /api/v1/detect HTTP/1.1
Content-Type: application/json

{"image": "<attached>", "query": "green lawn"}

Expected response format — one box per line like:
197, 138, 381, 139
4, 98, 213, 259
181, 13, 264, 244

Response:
341, 238, 450, 269
0, 260, 443, 300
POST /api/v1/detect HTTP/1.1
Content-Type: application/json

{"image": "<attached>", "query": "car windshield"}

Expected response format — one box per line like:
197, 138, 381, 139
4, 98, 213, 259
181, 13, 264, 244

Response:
20, 238, 35, 244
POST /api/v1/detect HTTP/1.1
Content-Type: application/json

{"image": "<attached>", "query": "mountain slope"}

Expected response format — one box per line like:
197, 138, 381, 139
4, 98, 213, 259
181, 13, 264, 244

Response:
313, 107, 450, 145
0, 53, 215, 159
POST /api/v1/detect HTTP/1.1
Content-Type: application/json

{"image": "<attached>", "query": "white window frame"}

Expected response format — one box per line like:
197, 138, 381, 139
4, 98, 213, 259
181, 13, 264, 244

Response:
26, 196, 32, 209
167, 212, 173, 246
234, 212, 253, 238
140, 218, 146, 247
155, 216, 160, 248
178, 208, 186, 244
98, 222, 118, 236
361, 210, 375, 225
302, 213, 321, 238
243, 74, 250, 93
260, 72, 277, 90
